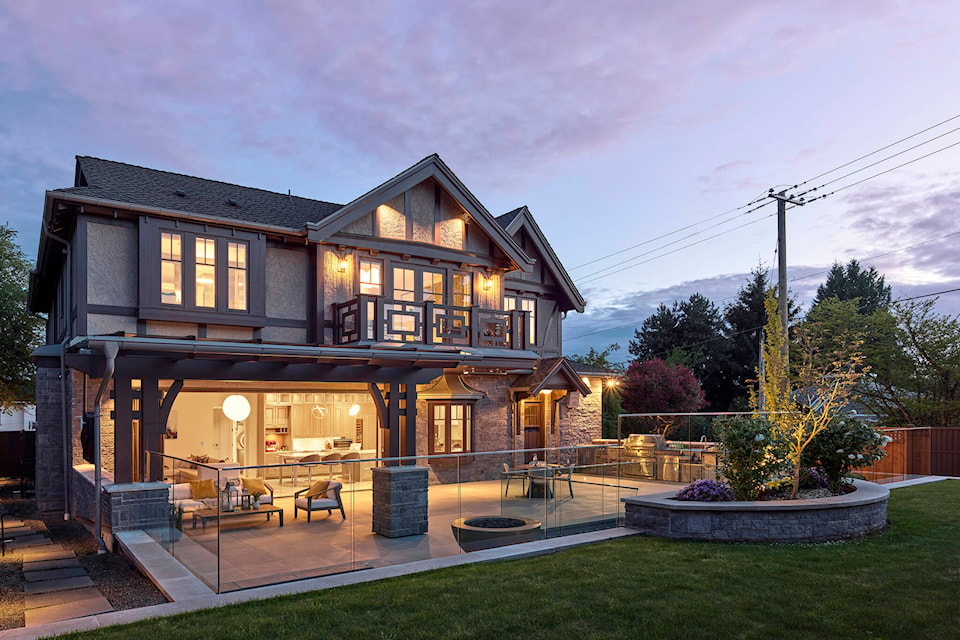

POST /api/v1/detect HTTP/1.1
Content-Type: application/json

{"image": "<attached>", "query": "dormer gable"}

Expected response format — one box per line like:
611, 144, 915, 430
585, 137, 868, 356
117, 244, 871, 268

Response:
498, 206, 586, 313
306, 155, 535, 273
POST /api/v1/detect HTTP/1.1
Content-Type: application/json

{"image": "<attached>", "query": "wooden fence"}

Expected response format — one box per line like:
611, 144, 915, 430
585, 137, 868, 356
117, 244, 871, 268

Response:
857, 427, 960, 482
0, 430, 36, 479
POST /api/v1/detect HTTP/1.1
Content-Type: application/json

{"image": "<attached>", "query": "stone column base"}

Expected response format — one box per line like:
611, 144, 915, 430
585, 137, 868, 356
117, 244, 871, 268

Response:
372, 466, 428, 538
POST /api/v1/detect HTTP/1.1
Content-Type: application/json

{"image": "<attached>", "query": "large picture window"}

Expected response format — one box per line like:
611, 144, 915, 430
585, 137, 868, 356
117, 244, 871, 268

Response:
429, 402, 473, 455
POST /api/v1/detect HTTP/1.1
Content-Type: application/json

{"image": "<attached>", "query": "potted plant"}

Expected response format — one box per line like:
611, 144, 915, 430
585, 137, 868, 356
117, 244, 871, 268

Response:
250, 490, 264, 509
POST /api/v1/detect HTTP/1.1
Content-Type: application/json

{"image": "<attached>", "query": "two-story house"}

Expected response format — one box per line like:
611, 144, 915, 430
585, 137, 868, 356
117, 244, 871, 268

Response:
27, 154, 603, 516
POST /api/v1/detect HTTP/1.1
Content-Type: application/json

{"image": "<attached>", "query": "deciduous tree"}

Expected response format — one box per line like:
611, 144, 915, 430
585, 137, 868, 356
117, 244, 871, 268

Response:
0, 225, 44, 408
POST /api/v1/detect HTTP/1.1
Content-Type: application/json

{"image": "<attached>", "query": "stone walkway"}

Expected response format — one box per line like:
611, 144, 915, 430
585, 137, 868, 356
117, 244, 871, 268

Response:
3, 517, 114, 627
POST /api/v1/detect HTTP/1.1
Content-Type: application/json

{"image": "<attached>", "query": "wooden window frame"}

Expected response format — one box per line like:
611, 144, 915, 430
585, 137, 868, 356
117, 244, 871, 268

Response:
427, 400, 474, 455
138, 218, 266, 326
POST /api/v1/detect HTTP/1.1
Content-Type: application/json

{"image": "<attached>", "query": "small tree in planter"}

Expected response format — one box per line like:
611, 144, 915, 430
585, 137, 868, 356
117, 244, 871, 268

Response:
757, 290, 867, 499
802, 417, 888, 492
714, 415, 784, 500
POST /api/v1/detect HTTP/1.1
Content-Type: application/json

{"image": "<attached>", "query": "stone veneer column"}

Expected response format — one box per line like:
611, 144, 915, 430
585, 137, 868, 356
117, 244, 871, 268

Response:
35, 366, 68, 513
371, 466, 429, 538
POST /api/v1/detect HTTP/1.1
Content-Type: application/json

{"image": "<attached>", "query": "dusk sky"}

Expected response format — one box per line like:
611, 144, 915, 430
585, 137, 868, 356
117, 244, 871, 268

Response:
2, 1, 959, 365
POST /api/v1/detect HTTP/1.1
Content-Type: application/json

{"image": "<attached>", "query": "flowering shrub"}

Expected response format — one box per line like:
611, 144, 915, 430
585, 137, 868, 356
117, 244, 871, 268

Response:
714, 416, 785, 501
801, 417, 888, 492
675, 479, 735, 501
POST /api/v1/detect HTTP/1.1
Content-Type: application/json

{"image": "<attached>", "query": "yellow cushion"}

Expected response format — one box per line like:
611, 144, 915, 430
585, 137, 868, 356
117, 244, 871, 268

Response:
189, 479, 218, 500
242, 477, 268, 496
305, 479, 330, 499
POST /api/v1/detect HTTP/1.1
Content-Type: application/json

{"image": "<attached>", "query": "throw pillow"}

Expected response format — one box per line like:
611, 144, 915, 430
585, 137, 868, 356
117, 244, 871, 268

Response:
189, 479, 218, 500
241, 477, 268, 496
305, 479, 330, 498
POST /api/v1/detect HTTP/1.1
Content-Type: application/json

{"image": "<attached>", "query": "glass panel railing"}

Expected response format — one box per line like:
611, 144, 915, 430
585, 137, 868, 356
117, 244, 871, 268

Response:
145, 445, 645, 593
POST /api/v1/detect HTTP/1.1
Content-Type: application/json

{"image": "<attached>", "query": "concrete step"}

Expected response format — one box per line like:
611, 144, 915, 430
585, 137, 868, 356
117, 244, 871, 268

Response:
3, 526, 35, 537
25, 585, 103, 609
23, 557, 81, 572
20, 546, 74, 563
24, 566, 87, 582
7, 535, 51, 549
25, 593, 114, 627
24, 575, 94, 594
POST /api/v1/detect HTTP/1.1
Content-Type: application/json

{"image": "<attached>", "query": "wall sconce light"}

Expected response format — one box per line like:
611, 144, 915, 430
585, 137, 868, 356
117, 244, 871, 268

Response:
483, 275, 493, 291
338, 254, 349, 273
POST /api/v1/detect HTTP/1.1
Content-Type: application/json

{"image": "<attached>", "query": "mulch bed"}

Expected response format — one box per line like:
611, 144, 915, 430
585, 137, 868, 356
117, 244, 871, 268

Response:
0, 478, 168, 631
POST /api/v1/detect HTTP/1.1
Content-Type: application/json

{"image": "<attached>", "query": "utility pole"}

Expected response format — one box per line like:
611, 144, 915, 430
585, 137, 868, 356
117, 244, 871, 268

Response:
768, 189, 805, 372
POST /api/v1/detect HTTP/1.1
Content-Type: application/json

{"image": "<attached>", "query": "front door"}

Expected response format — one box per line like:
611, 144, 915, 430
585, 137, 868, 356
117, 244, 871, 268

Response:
521, 399, 544, 462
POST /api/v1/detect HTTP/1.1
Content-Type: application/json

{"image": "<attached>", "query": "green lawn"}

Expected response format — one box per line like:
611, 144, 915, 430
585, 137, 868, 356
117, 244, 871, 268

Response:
64, 482, 960, 640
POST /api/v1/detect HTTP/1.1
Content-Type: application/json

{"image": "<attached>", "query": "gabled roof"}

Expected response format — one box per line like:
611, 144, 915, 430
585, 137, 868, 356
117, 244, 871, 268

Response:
307, 154, 535, 272
65, 156, 343, 230
511, 357, 591, 396
497, 206, 586, 313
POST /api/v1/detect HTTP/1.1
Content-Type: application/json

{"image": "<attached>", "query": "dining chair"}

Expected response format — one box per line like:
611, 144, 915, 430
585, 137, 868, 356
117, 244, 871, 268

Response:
502, 462, 528, 496
297, 454, 321, 486
552, 466, 574, 498
527, 467, 554, 499
321, 452, 342, 480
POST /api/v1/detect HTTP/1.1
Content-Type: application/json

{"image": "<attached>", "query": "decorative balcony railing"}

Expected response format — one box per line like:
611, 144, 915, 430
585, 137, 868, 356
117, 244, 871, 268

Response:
333, 295, 529, 350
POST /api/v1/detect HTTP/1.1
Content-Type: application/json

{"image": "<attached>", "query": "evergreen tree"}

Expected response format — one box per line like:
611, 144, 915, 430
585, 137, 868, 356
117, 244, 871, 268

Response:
724, 266, 770, 406
629, 293, 733, 410
811, 259, 892, 315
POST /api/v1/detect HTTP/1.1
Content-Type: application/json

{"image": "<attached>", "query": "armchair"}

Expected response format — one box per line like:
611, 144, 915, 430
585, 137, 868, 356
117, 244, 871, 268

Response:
294, 480, 345, 522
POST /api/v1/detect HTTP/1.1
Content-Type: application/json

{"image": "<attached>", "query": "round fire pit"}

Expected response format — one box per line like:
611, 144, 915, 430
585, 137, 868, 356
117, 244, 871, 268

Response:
451, 516, 542, 552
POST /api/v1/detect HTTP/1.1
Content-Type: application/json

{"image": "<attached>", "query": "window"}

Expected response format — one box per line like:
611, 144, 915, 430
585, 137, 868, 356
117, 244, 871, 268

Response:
422, 271, 443, 303
453, 272, 472, 308
429, 402, 473, 454
160, 232, 182, 305
505, 296, 537, 345
195, 237, 216, 308
359, 258, 382, 295
393, 267, 416, 302
227, 241, 247, 311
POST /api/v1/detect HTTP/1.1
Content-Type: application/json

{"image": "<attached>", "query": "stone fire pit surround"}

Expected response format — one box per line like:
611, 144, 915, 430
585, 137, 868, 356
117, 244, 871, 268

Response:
622, 480, 888, 543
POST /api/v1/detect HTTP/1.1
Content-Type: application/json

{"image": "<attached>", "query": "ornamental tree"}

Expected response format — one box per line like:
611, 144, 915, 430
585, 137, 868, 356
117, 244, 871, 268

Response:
620, 358, 706, 436
756, 289, 867, 499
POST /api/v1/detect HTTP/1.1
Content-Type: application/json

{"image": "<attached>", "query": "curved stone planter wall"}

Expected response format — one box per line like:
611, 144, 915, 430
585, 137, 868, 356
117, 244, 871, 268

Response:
622, 480, 888, 543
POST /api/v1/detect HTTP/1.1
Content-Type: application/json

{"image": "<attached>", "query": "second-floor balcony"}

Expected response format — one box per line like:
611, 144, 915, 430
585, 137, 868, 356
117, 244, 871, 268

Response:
334, 295, 530, 350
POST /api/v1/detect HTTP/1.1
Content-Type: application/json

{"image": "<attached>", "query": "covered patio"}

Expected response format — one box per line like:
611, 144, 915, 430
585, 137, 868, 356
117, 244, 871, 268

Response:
148, 464, 674, 593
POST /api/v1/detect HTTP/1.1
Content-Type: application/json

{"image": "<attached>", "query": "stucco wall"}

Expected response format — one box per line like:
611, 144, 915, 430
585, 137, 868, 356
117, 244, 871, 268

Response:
86, 313, 137, 336
265, 246, 308, 320
87, 222, 137, 307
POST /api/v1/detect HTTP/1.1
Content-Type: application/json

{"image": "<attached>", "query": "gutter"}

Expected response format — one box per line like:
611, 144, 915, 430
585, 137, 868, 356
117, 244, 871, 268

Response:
89, 340, 119, 554
41, 222, 72, 520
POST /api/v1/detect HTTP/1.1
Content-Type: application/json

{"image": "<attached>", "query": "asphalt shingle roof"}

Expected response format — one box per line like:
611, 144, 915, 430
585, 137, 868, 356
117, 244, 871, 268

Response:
63, 157, 344, 230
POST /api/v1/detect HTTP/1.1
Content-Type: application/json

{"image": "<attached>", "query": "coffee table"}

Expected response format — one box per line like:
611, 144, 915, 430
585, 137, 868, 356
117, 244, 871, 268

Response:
191, 505, 284, 530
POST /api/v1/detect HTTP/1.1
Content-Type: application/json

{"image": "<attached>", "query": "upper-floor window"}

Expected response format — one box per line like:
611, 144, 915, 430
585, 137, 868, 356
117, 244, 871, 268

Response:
359, 258, 382, 295
505, 296, 537, 345
160, 232, 182, 305
227, 241, 247, 311
392, 266, 444, 303
195, 237, 216, 308
453, 272, 472, 308
158, 232, 249, 314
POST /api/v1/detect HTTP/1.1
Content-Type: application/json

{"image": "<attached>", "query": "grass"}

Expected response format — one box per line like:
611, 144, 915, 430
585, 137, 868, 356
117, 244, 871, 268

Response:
62, 482, 960, 640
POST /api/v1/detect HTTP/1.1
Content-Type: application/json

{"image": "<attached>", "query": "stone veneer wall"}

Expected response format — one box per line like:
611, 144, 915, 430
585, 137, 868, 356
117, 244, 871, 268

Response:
372, 466, 429, 538
623, 480, 889, 543
35, 366, 68, 512
72, 465, 169, 550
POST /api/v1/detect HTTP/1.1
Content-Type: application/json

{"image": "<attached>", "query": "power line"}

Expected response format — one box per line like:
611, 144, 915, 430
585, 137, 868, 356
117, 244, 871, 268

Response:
574, 201, 775, 285
894, 287, 960, 303
795, 112, 960, 190
568, 189, 771, 271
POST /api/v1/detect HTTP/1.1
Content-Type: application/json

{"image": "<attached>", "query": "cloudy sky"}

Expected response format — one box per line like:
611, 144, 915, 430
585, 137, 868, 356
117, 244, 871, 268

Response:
2, 1, 959, 364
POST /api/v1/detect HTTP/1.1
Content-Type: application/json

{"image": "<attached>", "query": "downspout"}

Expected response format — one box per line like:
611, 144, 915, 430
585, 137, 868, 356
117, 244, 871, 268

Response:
42, 223, 72, 521
90, 341, 119, 554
